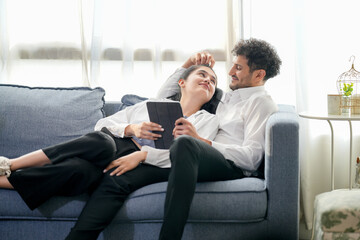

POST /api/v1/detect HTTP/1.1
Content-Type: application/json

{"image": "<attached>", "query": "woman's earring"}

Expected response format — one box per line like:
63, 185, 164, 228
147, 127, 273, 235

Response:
178, 79, 185, 88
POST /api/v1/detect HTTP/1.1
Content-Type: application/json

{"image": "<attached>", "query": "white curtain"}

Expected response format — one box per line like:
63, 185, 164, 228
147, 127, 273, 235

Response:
244, 0, 360, 229
0, 0, 239, 101
87, 0, 238, 100
1, 0, 86, 87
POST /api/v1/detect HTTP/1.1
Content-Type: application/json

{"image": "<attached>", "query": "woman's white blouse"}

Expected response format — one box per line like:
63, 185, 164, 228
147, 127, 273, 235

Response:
94, 99, 219, 168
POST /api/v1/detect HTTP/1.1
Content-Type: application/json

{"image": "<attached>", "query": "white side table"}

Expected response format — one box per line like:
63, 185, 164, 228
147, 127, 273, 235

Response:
300, 112, 360, 239
299, 112, 360, 190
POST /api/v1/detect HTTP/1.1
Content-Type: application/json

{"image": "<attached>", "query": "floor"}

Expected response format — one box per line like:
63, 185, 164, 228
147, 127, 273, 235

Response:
299, 217, 312, 240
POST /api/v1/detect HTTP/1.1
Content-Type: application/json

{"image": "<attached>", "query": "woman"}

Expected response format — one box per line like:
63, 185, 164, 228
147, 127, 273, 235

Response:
0, 64, 219, 214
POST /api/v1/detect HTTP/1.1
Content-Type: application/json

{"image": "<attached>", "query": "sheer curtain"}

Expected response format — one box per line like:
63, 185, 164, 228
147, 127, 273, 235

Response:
89, 0, 236, 100
0, 0, 86, 86
244, 0, 360, 229
0, 0, 240, 101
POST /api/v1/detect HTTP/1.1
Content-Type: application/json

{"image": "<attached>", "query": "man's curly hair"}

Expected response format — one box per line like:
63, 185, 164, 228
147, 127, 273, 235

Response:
231, 38, 282, 81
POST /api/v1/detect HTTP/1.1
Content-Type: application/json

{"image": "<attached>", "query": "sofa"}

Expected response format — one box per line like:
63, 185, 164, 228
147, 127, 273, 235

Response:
0, 84, 300, 240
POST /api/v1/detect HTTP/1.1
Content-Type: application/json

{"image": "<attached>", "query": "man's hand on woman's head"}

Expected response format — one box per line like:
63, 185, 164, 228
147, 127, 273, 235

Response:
182, 52, 215, 69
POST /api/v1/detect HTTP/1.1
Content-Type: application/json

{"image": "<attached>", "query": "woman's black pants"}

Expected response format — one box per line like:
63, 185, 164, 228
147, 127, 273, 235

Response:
8, 128, 139, 210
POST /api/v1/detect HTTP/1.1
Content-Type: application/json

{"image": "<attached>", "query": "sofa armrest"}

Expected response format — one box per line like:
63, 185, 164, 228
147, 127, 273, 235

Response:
265, 105, 300, 239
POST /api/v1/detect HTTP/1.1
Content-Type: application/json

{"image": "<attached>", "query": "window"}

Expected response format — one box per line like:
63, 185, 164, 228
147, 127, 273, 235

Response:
1, 0, 239, 100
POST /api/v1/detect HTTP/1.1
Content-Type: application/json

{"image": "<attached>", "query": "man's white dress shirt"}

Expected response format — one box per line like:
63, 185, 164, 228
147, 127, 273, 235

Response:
95, 98, 219, 168
157, 68, 278, 174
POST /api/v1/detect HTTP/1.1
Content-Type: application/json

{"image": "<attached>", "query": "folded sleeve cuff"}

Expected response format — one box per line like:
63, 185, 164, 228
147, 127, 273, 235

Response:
106, 123, 129, 138
141, 146, 171, 168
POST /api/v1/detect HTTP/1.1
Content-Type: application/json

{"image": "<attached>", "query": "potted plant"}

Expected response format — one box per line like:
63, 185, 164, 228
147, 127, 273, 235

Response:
342, 83, 353, 113
343, 83, 354, 96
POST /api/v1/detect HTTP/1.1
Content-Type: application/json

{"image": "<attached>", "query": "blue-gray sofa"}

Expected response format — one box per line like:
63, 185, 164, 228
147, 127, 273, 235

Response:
0, 84, 300, 240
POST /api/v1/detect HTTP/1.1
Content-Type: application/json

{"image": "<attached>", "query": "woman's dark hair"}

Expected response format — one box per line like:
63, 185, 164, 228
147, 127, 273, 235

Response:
167, 64, 222, 114
179, 64, 217, 83
231, 38, 282, 81
200, 87, 223, 114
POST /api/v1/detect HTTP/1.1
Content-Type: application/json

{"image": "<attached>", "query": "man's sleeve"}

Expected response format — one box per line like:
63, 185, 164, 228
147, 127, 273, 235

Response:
156, 67, 186, 98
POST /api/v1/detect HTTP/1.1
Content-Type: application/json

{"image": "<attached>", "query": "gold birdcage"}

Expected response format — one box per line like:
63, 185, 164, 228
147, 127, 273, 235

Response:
336, 56, 360, 114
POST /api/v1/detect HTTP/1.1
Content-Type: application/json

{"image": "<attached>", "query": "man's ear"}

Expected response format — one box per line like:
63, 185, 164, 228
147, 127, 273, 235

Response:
178, 79, 185, 88
254, 69, 266, 84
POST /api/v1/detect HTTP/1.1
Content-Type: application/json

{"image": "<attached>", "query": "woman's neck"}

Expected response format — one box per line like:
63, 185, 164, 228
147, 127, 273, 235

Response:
180, 97, 202, 117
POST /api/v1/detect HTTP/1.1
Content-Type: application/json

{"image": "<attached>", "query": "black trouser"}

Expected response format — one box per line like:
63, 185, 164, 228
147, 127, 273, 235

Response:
8, 128, 139, 210
66, 135, 244, 240
159, 136, 244, 240
65, 163, 170, 240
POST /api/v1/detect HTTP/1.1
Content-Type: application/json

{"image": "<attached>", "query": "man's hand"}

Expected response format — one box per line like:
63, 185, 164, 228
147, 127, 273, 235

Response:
182, 52, 215, 68
104, 151, 147, 176
125, 122, 163, 140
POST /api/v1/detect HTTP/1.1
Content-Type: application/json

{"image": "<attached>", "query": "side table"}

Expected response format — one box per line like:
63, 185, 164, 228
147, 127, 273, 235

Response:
299, 112, 360, 190
300, 112, 360, 239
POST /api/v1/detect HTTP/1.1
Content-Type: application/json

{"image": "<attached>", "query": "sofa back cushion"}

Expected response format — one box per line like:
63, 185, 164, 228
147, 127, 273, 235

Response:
0, 84, 105, 158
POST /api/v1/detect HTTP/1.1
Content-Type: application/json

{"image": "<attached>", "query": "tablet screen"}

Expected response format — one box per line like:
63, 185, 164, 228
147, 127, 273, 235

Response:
146, 101, 183, 149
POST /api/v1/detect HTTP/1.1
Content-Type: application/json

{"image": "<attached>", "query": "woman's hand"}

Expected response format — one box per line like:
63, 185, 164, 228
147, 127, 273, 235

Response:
104, 151, 147, 176
125, 122, 163, 140
182, 52, 215, 68
172, 118, 201, 139
173, 118, 213, 146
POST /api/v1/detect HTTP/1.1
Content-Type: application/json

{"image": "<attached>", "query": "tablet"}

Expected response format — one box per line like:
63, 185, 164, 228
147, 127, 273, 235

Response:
146, 101, 183, 149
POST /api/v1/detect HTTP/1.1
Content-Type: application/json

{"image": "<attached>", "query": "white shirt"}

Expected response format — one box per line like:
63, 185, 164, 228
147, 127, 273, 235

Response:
157, 68, 278, 174
94, 98, 219, 168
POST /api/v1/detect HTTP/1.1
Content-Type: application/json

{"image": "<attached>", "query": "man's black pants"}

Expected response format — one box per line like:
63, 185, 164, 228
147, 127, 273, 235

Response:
66, 135, 244, 240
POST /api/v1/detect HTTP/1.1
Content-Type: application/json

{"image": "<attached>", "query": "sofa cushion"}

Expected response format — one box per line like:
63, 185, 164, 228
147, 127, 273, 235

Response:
117, 178, 267, 223
0, 177, 267, 223
0, 84, 105, 158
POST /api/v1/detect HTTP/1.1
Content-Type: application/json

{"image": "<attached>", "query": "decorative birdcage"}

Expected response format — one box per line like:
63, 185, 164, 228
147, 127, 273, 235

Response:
336, 56, 360, 114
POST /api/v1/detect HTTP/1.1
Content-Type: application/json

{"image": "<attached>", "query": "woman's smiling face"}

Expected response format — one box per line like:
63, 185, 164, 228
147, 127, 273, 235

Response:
179, 66, 217, 102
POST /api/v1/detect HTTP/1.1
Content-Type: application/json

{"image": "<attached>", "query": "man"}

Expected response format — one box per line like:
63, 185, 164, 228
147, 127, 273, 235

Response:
157, 38, 282, 240
65, 38, 281, 240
